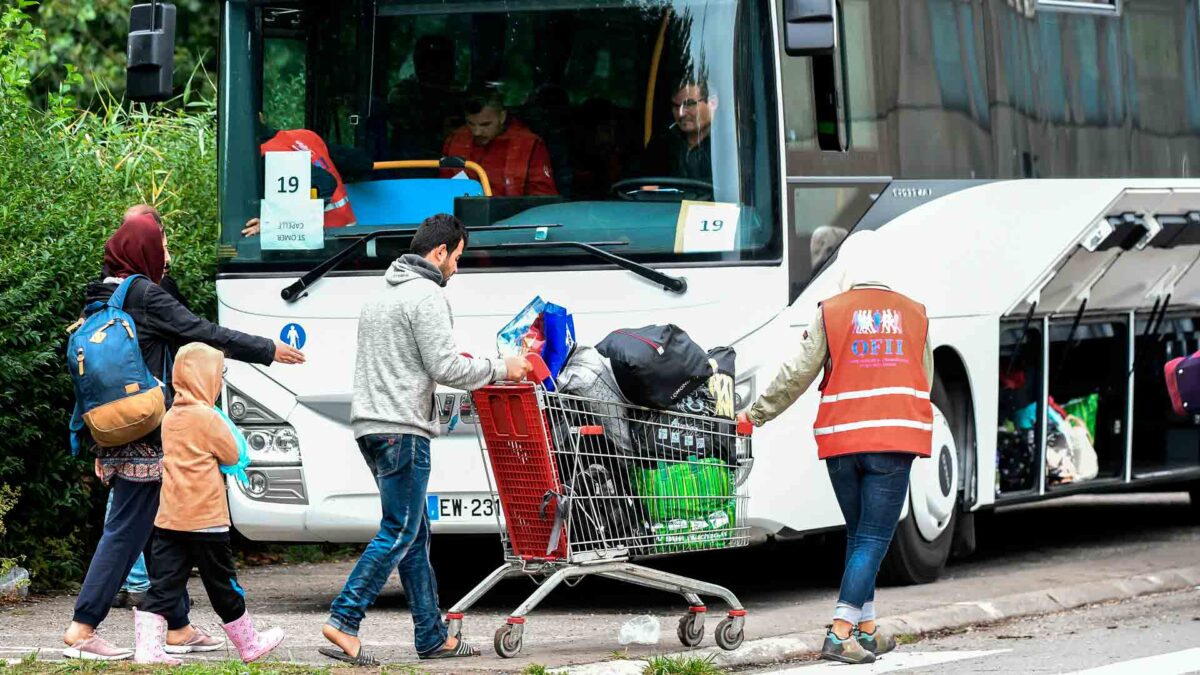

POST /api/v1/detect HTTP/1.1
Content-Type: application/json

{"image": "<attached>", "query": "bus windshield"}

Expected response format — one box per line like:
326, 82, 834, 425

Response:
218, 0, 780, 273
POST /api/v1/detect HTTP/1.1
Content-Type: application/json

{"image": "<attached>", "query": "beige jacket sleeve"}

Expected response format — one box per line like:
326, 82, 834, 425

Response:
747, 306, 829, 426
746, 306, 935, 427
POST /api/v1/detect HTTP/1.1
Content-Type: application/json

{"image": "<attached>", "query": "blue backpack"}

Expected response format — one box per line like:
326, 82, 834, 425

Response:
67, 275, 167, 453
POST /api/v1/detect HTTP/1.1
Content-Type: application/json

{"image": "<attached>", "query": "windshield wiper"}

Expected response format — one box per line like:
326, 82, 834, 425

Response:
280, 224, 556, 302
473, 241, 688, 294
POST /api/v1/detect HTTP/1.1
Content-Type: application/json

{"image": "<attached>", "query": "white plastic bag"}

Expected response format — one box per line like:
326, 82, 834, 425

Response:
1066, 415, 1099, 481
618, 615, 661, 645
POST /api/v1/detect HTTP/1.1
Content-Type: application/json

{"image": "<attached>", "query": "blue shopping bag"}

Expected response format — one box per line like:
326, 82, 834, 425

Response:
542, 303, 575, 388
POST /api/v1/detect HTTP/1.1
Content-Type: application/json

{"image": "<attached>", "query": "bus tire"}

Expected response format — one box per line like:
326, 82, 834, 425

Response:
880, 493, 956, 585
1189, 483, 1200, 521
880, 371, 968, 585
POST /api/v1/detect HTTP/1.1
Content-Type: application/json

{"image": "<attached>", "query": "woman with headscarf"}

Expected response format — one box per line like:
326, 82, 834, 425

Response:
62, 213, 306, 661
737, 230, 934, 665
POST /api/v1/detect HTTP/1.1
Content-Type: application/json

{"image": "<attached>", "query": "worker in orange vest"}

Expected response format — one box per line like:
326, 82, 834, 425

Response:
739, 230, 933, 665
243, 116, 372, 236
441, 90, 557, 197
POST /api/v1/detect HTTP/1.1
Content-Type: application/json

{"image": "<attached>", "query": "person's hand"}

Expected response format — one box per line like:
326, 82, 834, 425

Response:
242, 218, 261, 237
737, 411, 753, 428
94, 458, 104, 481
273, 340, 306, 364
504, 356, 533, 382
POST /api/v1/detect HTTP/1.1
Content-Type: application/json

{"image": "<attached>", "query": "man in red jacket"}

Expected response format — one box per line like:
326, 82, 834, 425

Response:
242, 115, 373, 236
740, 230, 934, 665
441, 91, 557, 197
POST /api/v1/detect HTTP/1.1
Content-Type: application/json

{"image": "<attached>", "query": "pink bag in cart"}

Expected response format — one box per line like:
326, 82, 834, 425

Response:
1164, 350, 1200, 415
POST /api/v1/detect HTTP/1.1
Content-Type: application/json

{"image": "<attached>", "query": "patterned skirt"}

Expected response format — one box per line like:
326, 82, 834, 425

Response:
96, 440, 163, 483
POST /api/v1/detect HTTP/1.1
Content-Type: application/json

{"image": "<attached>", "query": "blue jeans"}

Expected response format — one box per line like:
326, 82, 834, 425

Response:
826, 452, 915, 625
328, 435, 446, 656
105, 490, 149, 593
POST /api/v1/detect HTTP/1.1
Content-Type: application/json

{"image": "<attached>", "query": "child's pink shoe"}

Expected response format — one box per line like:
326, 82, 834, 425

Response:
133, 609, 182, 665
222, 612, 284, 663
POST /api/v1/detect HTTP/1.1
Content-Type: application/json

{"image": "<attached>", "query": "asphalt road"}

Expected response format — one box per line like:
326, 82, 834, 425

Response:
1, 491, 1196, 672
749, 587, 1200, 674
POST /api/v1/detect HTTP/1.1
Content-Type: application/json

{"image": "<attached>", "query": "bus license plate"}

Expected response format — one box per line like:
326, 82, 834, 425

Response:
427, 493, 500, 522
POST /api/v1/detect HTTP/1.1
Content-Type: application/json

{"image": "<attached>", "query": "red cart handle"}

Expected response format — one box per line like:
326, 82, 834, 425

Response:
737, 418, 754, 437
525, 353, 552, 383
464, 351, 551, 384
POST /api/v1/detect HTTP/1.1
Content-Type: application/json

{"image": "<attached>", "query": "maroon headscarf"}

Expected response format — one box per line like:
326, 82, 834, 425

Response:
104, 213, 165, 284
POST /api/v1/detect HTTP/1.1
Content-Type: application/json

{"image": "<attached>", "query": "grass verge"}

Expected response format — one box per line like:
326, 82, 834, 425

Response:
642, 654, 726, 675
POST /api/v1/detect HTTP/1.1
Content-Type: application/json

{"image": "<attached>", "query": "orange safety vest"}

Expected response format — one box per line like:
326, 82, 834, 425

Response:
813, 288, 933, 460
260, 129, 357, 228
442, 119, 541, 196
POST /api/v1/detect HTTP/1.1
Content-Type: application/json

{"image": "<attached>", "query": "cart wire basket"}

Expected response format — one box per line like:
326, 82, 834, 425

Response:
445, 355, 754, 658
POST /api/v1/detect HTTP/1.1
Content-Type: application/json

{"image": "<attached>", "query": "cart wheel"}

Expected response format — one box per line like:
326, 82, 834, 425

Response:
677, 613, 705, 647
494, 624, 523, 658
714, 618, 744, 651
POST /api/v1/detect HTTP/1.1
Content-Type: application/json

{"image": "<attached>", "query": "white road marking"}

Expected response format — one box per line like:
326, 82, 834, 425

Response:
757, 650, 1008, 673
1066, 648, 1200, 675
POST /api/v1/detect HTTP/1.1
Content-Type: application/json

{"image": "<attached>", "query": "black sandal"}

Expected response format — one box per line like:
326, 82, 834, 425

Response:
319, 645, 380, 666
419, 638, 481, 660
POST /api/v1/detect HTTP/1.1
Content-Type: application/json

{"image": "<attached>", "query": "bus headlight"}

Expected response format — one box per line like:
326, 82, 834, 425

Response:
222, 385, 284, 424
247, 472, 269, 497
240, 425, 302, 466
223, 385, 300, 466
734, 374, 756, 411
229, 397, 248, 421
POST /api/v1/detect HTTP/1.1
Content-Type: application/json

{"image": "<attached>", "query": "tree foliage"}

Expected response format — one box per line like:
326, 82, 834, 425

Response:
22, 0, 218, 106
0, 0, 218, 590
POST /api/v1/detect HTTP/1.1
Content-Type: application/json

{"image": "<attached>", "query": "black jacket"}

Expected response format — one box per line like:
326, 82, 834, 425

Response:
637, 128, 713, 183
83, 277, 275, 404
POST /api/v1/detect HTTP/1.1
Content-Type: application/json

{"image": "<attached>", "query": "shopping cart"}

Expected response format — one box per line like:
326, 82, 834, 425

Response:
445, 355, 754, 658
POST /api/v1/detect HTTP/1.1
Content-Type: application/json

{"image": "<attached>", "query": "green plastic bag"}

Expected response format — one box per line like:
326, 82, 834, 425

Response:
1064, 394, 1099, 440
634, 457, 733, 521
649, 508, 735, 553
634, 457, 736, 553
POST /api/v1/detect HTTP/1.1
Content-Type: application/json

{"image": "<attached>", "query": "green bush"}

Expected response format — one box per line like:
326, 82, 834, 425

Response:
0, 1, 219, 591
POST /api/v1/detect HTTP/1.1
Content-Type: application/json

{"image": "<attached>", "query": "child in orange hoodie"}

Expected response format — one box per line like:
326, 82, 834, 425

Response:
133, 342, 285, 664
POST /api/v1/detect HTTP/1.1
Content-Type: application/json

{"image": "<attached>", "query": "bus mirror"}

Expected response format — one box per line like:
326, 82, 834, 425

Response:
126, 2, 177, 102
784, 0, 837, 56
812, 49, 849, 150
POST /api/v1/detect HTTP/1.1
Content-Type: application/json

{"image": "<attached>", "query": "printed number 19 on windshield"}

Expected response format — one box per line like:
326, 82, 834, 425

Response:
700, 219, 724, 232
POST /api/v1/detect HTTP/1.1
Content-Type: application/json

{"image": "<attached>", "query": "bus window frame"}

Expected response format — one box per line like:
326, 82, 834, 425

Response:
784, 176, 889, 304
1036, 0, 1122, 17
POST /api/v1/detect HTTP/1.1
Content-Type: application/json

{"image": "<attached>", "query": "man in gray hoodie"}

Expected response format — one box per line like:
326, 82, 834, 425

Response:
320, 214, 529, 665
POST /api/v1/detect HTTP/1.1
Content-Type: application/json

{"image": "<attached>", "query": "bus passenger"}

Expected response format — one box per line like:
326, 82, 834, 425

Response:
320, 214, 531, 665
638, 78, 717, 183
738, 231, 934, 665
441, 90, 558, 197
133, 343, 285, 665
63, 214, 305, 661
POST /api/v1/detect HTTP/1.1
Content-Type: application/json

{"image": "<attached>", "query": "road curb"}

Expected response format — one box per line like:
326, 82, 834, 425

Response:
564, 565, 1200, 673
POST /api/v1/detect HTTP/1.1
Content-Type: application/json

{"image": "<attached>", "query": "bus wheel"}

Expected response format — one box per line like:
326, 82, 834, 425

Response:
881, 404, 959, 585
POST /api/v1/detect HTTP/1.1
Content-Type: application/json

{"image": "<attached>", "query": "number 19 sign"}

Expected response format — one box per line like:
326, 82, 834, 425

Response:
675, 200, 741, 254
265, 151, 311, 202
261, 151, 324, 251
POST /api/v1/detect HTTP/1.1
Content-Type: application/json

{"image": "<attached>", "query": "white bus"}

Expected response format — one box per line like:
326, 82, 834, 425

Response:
179, 0, 1200, 584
